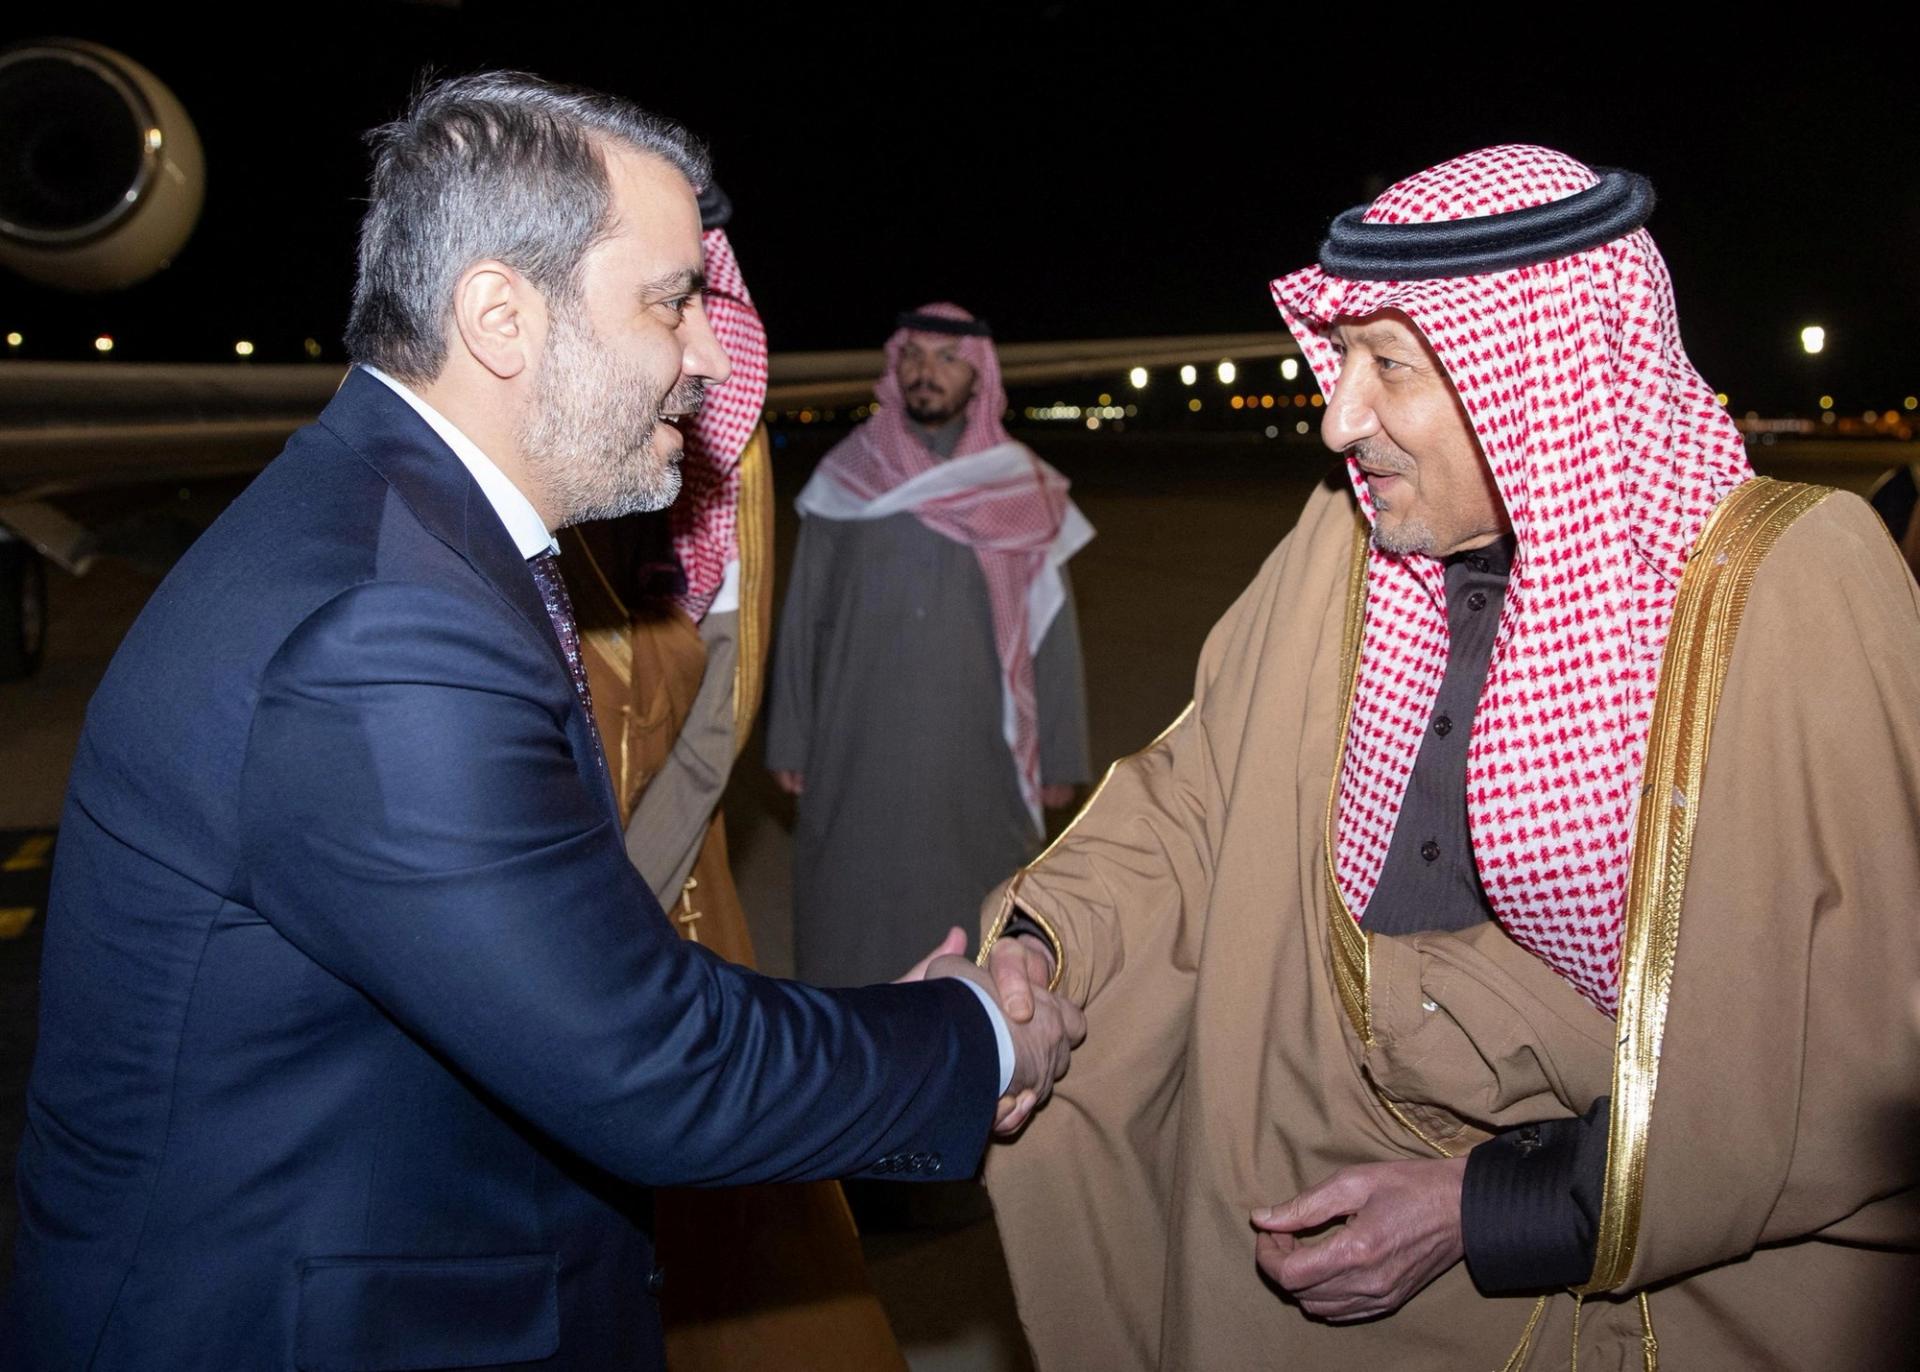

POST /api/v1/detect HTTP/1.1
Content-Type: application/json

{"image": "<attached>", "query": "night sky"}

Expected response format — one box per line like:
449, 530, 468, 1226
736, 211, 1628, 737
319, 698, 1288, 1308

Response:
6, 5, 1919, 416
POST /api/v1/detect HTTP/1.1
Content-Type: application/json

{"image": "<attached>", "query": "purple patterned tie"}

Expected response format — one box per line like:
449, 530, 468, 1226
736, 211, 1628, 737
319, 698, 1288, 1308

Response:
526, 550, 602, 759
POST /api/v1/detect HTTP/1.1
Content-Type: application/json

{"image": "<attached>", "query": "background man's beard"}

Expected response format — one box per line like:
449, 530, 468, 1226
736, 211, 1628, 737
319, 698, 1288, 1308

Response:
520, 308, 691, 527
905, 388, 960, 424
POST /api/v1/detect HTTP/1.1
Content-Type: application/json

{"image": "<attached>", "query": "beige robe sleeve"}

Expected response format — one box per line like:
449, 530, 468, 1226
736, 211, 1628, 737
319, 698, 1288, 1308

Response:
979, 476, 1360, 1009
1613, 492, 1920, 1290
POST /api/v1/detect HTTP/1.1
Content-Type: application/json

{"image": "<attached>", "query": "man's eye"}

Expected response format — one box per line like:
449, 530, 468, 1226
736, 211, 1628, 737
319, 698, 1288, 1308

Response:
1375, 355, 1405, 373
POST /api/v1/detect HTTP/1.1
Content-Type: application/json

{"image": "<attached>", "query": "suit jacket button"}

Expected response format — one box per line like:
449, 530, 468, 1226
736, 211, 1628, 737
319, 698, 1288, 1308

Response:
647, 1264, 666, 1296
910, 1153, 930, 1172
926, 1155, 942, 1175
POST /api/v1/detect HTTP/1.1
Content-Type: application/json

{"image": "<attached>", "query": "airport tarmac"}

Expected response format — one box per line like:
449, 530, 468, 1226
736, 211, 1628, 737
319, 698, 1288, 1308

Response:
0, 432, 1891, 1368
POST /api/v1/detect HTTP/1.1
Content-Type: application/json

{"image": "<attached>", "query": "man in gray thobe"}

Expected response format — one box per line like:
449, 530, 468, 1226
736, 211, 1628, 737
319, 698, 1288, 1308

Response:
766, 303, 1093, 987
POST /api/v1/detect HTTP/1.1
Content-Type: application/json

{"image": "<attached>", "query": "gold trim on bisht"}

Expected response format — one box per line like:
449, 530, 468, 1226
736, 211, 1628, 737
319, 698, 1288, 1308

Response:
1322, 510, 1375, 1047
731, 424, 775, 756
977, 701, 1198, 995
1579, 476, 1830, 1294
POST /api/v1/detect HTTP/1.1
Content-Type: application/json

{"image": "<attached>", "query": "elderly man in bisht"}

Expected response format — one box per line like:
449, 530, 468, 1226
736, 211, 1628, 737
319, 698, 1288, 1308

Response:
766, 304, 1093, 992
978, 146, 1920, 1370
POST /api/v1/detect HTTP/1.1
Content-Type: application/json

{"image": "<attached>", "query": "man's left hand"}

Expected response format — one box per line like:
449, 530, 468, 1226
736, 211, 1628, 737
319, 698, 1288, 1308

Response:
1251, 1157, 1468, 1322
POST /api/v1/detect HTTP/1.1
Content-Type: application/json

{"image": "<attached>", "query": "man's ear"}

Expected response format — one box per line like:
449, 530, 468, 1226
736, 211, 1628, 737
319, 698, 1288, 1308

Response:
449, 259, 539, 381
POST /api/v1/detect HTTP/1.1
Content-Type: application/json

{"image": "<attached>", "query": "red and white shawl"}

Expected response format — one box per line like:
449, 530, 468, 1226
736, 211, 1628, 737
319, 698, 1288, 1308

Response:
669, 225, 769, 621
1271, 145, 1753, 1013
808, 302, 1089, 828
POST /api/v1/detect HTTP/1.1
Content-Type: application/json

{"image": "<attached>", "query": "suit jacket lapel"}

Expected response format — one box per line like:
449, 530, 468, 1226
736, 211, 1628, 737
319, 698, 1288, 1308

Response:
318, 370, 620, 823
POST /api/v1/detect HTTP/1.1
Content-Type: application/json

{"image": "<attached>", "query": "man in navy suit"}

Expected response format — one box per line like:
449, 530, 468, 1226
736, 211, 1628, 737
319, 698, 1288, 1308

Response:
3, 73, 1082, 1369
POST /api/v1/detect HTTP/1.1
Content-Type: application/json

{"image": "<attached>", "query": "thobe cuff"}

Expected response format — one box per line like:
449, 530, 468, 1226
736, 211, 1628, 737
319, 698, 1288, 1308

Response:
1462, 1095, 1610, 1293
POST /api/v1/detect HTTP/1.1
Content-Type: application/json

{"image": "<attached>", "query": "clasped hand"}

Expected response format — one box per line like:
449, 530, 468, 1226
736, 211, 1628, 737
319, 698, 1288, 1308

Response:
1251, 1157, 1468, 1322
897, 928, 1083, 1136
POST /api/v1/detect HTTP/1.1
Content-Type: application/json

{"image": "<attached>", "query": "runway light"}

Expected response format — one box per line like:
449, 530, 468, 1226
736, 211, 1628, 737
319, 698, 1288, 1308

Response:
1216, 359, 1237, 385
1294, 395, 1307, 407
1086, 415, 1101, 430
1280, 357, 1300, 381
1264, 425, 1278, 438
1906, 396, 1918, 411
1230, 395, 1244, 410
94, 335, 114, 354
1800, 325, 1826, 355
1179, 364, 1197, 386
1097, 392, 1112, 406
234, 340, 255, 358
1295, 420, 1310, 434
1261, 395, 1275, 409
1715, 392, 1728, 406
1309, 394, 1324, 408
1187, 397, 1202, 412
1818, 394, 1833, 410
303, 337, 323, 359
1129, 366, 1148, 389
4, 331, 20, 349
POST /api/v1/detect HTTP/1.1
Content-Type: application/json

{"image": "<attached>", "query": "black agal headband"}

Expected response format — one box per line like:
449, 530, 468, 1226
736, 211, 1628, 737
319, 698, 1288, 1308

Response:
896, 311, 994, 339
1318, 169, 1656, 281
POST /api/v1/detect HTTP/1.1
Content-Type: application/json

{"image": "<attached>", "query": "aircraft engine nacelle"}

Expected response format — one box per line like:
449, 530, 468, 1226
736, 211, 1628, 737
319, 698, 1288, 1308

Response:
0, 39, 204, 292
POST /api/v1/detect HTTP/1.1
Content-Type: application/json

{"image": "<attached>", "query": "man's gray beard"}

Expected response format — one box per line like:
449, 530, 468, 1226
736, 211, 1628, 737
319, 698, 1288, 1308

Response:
519, 305, 681, 529
1371, 516, 1438, 557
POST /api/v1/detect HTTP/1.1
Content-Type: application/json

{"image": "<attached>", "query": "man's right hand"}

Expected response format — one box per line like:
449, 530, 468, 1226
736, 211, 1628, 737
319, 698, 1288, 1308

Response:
925, 952, 1084, 1136
985, 932, 1056, 1025
771, 769, 804, 796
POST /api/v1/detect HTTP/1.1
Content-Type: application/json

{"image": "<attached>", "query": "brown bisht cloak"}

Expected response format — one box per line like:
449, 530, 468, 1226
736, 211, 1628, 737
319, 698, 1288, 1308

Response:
980, 475, 1920, 1370
563, 426, 906, 1371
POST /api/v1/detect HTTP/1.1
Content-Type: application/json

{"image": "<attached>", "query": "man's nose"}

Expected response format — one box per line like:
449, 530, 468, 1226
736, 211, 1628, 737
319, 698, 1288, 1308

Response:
680, 303, 733, 387
1319, 370, 1376, 453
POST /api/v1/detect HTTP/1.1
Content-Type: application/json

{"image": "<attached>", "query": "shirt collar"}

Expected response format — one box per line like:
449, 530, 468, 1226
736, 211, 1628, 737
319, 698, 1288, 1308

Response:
360, 364, 557, 560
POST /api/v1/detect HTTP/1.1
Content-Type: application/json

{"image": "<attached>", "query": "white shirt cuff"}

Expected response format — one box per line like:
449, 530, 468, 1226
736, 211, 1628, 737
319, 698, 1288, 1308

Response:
954, 978, 1015, 1095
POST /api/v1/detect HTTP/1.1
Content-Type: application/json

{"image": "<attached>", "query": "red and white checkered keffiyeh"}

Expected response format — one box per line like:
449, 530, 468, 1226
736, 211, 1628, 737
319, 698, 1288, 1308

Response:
815, 302, 1075, 823
1271, 146, 1753, 1013
669, 226, 768, 620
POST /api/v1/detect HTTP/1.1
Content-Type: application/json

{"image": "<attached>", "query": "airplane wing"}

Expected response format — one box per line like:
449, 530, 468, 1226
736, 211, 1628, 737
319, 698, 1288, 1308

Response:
0, 333, 1300, 571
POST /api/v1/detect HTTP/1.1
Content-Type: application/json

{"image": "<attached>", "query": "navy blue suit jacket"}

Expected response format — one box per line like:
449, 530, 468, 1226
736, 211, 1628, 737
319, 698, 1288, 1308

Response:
3, 371, 997, 1370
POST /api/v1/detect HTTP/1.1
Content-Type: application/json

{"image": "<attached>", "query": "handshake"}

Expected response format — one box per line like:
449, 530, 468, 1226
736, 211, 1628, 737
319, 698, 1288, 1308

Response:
899, 927, 1084, 1136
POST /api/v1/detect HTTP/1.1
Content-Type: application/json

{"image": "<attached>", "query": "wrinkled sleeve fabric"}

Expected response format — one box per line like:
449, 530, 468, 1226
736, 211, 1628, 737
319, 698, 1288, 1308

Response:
1463, 1098, 1609, 1292
239, 578, 996, 1189
626, 607, 739, 904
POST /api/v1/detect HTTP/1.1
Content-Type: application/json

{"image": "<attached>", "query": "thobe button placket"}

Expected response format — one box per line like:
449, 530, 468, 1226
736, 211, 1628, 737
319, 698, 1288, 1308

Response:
1466, 590, 1489, 612
1434, 714, 1454, 737
1420, 840, 1441, 863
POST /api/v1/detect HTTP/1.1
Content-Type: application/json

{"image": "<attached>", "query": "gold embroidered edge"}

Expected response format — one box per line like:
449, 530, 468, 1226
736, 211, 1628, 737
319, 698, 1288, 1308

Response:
732, 424, 775, 754
976, 700, 1198, 995
1578, 476, 1832, 1294
1323, 509, 1374, 1046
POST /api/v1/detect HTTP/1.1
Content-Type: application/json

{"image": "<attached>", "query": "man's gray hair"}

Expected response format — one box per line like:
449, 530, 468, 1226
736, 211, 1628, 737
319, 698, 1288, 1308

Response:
344, 71, 710, 383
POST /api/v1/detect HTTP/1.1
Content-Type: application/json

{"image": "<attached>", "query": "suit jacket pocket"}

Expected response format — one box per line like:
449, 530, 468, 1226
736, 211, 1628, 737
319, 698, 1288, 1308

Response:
295, 1252, 559, 1371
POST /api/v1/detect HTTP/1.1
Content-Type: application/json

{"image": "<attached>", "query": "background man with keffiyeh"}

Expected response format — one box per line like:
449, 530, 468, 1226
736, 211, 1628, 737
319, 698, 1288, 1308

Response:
977, 146, 1920, 1369
766, 305, 1094, 998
